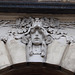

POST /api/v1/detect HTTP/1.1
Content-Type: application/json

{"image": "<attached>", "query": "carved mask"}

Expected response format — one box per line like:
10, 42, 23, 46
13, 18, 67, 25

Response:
30, 28, 43, 45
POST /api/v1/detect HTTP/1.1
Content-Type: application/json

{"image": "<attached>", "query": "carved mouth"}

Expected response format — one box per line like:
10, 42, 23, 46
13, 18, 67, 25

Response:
34, 37, 39, 40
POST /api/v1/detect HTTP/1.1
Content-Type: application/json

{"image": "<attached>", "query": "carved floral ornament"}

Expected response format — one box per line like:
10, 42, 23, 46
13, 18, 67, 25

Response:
0, 17, 75, 44
0, 17, 58, 43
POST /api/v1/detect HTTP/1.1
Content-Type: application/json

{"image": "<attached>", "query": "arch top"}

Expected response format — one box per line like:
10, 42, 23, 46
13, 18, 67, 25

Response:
0, 62, 74, 75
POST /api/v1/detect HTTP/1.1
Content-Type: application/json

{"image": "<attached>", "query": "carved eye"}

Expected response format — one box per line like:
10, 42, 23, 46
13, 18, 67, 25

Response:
39, 30, 42, 34
31, 28, 35, 34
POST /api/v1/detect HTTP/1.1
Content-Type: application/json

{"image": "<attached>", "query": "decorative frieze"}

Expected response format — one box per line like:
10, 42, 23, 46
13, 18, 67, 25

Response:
0, 17, 75, 43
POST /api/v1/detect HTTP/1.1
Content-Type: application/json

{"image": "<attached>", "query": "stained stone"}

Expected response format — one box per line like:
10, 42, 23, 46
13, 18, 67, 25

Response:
61, 43, 75, 72
6, 38, 26, 64
46, 37, 67, 65
0, 41, 10, 69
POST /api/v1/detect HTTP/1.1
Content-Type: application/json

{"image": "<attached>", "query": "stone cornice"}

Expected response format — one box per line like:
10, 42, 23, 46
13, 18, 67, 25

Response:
0, 1, 75, 14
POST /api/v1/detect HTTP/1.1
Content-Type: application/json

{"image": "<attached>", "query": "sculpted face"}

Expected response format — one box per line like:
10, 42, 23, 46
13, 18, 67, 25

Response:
31, 29, 43, 45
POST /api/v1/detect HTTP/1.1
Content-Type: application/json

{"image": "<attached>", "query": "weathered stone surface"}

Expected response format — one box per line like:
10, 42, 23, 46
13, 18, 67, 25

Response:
46, 37, 67, 65
61, 43, 75, 72
6, 37, 26, 64
0, 41, 10, 69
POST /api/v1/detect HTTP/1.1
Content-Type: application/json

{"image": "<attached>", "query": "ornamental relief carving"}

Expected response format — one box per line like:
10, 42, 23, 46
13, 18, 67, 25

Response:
0, 17, 75, 62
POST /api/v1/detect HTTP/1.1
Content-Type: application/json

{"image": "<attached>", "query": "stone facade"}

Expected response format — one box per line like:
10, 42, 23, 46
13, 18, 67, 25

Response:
0, 14, 75, 73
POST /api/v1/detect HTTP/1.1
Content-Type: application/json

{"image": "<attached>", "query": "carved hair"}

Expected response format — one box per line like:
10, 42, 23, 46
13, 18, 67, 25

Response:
27, 40, 33, 56
41, 40, 46, 57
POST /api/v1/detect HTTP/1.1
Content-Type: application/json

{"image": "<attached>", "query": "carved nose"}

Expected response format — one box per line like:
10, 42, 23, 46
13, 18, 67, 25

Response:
35, 31, 39, 36
35, 34, 38, 36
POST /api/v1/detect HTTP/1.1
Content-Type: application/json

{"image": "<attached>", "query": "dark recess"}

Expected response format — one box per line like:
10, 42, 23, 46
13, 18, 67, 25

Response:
0, 62, 74, 75
0, 1, 75, 14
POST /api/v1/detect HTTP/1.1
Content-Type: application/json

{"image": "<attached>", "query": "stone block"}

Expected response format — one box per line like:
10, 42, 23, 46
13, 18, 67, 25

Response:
0, 41, 10, 69
61, 43, 75, 72
46, 37, 67, 65
6, 38, 26, 64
